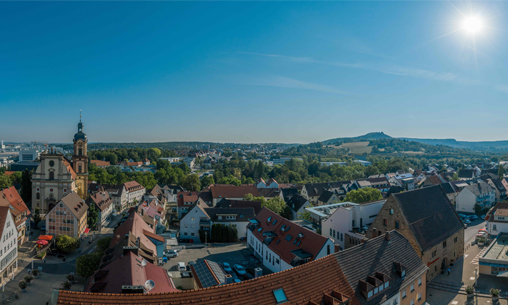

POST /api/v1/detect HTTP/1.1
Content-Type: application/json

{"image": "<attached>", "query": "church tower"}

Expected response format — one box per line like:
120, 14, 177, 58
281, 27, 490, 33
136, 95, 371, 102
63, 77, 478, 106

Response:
72, 112, 88, 199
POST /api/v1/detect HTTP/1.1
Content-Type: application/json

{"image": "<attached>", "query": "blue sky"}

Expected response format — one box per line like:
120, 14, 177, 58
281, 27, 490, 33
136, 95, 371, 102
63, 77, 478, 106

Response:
1, 1, 507, 144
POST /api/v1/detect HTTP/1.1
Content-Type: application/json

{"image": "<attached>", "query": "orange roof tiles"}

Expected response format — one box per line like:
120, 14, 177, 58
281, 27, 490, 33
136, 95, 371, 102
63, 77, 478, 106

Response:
1, 186, 30, 219
90, 160, 111, 167
210, 184, 260, 199
124, 181, 145, 193
62, 158, 77, 180
3, 171, 15, 176
57, 255, 360, 305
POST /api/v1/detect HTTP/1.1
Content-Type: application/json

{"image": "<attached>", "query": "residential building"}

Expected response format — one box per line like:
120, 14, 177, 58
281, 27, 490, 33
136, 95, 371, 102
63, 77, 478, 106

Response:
480, 174, 507, 202
354, 160, 372, 167
366, 185, 464, 281
87, 187, 113, 231
215, 198, 262, 214
124, 181, 146, 205
356, 177, 391, 192
322, 199, 386, 250
190, 259, 231, 288
180, 201, 255, 242
285, 194, 311, 220
456, 182, 495, 214
0, 187, 30, 245
247, 208, 335, 273
256, 178, 279, 189
19, 150, 40, 162
305, 202, 348, 228
301, 181, 355, 205
9, 161, 39, 172
46, 193, 88, 238
177, 191, 203, 218
54, 252, 360, 305
85, 251, 178, 294
90, 160, 110, 168
317, 189, 344, 206
457, 169, 477, 180
485, 202, 508, 235
0, 206, 18, 283
89, 183, 127, 212
202, 184, 260, 206
335, 231, 428, 305
438, 182, 458, 205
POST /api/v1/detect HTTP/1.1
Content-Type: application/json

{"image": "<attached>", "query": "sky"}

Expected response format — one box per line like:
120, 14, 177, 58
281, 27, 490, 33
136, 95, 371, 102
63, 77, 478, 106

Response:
1, 1, 508, 144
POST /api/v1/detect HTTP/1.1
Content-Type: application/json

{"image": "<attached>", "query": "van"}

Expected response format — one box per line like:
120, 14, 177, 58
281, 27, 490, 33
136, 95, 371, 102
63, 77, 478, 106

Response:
178, 262, 186, 272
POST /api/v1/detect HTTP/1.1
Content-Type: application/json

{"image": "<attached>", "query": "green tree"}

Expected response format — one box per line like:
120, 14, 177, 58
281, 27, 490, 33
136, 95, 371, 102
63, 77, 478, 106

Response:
344, 188, 382, 204
76, 253, 102, 278
181, 174, 201, 191
217, 176, 241, 186
33, 207, 41, 227
97, 237, 112, 252
452, 173, 459, 181
20, 169, 32, 204
262, 197, 286, 215
300, 203, 314, 222
200, 175, 215, 190
88, 203, 99, 229
150, 148, 162, 157
499, 166, 504, 180
56, 235, 80, 253
0, 175, 10, 189
474, 203, 483, 215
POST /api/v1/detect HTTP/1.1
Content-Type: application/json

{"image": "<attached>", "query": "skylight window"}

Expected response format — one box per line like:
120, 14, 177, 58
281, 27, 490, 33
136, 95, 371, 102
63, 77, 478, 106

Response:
272, 219, 277, 225
273, 288, 288, 304
285, 235, 292, 242
268, 217, 272, 222
258, 227, 263, 232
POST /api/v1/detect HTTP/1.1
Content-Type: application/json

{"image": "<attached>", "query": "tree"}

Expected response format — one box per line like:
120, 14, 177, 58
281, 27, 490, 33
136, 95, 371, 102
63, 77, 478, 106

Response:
33, 207, 41, 227
56, 235, 80, 253
200, 175, 215, 190
20, 169, 32, 204
344, 188, 382, 204
499, 166, 504, 180
76, 253, 101, 278
452, 173, 459, 181
217, 176, 241, 186
97, 237, 112, 252
262, 197, 286, 215
0, 175, 10, 189
474, 203, 483, 215
88, 203, 99, 229
181, 174, 201, 191
300, 203, 314, 222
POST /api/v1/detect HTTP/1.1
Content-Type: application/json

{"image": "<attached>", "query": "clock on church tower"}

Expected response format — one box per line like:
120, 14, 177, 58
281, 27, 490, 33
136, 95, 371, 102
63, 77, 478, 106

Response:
72, 114, 89, 199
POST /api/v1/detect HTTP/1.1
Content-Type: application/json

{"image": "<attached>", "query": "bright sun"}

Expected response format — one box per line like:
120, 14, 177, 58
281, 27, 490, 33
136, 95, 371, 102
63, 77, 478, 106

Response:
462, 16, 483, 34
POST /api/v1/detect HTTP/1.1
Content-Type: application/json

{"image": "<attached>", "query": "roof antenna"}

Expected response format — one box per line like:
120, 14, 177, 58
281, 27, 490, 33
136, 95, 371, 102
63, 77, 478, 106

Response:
80, 109, 82, 122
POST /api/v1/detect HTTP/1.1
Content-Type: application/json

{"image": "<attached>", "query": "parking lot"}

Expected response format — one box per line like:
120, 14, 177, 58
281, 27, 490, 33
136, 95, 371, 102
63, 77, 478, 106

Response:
162, 242, 272, 277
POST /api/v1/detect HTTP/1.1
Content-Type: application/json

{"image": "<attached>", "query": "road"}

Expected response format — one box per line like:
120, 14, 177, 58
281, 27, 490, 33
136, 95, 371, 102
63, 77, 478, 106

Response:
464, 218, 486, 244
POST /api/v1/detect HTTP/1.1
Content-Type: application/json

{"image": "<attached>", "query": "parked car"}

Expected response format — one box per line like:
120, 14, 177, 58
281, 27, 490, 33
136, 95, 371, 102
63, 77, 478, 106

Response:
464, 219, 471, 224
222, 262, 233, 273
233, 278, 241, 283
470, 215, 478, 220
481, 215, 486, 220
164, 250, 178, 258
178, 262, 187, 272
178, 238, 193, 243
234, 264, 246, 276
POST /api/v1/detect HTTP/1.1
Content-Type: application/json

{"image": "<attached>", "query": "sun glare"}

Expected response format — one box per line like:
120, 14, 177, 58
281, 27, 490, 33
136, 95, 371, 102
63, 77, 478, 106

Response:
462, 16, 483, 34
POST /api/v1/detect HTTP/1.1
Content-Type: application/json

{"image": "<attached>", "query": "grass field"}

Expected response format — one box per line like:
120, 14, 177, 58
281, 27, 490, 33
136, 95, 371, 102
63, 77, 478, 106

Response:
338, 141, 372, 154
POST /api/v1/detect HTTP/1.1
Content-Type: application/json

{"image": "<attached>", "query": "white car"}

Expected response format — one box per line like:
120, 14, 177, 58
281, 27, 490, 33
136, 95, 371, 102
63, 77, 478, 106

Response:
234, 264, 246, 276
164, 250, 178, 258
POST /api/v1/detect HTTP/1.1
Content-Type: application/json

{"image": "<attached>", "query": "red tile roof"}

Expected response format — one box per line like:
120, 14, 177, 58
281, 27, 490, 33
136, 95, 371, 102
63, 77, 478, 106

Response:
85, 252, 178, 294
62, 158, 77, 180
57, 254, 360, 305
177, 191, 200, 207
111, 211, 157, 257
127, 162, 143, 167
124, 181, 145, 193
3, 171, 15, 176
251, 208, 331, 265
1, 186, 30, 219
210, 184, 260, 199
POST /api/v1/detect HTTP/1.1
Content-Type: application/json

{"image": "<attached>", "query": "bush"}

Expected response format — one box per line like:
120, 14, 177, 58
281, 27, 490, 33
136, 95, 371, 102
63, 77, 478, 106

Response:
62, 281, 72, 290
466, 286, 474, 294
18, 281, 27, 290
31, 269, 39, 276
56, 235, 80, 253
24, 275, 33, 283
36, 251, 46, 259
76, 253, 101, 278
66, 274, 75, 282
491, 288, 500, 297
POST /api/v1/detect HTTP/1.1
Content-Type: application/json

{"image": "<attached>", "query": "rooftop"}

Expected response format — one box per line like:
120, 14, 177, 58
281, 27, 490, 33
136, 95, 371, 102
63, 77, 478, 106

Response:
482, 233, 508, 261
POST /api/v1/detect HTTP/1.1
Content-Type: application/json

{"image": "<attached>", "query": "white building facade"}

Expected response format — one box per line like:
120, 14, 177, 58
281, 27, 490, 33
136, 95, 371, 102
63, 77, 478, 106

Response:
0, 209, 18, 282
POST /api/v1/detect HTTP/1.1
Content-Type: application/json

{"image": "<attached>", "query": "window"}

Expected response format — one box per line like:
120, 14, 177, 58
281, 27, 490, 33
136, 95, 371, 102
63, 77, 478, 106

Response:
285, 235, 292, 241
410, 299, 414, 305
418, 293, 422, 301
379, 284, 384, 292
374, 287, 378, 294
384, 281, 389, 289
454, 237, 458, 243
418, 278, 422, 286
78, 165, 82, 173
432, 250, 437, 258
443, 241, 447, 248
368, 291, 373, 298
383, 219, 388, 226
330, 228, 333, 236
49, 171, 54, 180
402, 290, 406, 299
390, 209, 394, 215
410, 284, 414, 292
401, 270, 406, 277
333, 230, 336, 238
395, 221, 400, 229
340, 233, 343, 241
494, 224, 497, 231
273, 289, 288, 304
276, 258, 280, 264
36, 193, 40, 200
191, 217, 195, 221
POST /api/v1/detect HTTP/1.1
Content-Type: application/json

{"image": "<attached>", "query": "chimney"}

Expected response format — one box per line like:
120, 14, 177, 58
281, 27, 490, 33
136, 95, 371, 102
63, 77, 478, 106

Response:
385, 232, 390, 241
225, 274, 234, 284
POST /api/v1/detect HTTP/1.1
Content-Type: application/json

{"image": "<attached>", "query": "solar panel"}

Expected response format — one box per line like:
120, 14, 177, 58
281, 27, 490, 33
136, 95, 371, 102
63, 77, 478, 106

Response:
192, 260, 224, 288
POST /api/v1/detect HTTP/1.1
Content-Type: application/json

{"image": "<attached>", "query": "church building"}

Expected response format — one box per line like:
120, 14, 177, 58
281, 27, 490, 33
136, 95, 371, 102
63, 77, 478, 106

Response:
31, 116, 89, 214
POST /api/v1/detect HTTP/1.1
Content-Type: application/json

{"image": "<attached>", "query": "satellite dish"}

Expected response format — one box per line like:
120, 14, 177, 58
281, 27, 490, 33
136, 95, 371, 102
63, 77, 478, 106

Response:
141, 259, 148, 267
145, 280, 155, 292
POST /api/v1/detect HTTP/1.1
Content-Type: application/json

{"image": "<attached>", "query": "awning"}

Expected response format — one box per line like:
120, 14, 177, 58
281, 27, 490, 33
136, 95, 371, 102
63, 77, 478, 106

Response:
38, 235, 53, 241
36, 240, 48, 245
84, 228, 90, 234
498, 271, 508, 278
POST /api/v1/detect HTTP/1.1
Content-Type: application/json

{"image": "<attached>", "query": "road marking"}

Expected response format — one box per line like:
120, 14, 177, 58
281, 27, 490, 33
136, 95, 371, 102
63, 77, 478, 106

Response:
464, 254, 468, 258
470, 277, 475, 280
451, 301, 458, 304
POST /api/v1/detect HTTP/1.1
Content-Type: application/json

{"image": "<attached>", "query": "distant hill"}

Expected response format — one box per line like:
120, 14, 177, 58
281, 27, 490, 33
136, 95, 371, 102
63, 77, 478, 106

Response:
323, 132, 508, 153
322, 132, 391, 145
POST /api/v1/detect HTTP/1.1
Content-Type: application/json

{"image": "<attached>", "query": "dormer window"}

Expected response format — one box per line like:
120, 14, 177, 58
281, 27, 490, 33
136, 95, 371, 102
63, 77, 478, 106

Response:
267, 217, 272, 223
401, 270, 406, 277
